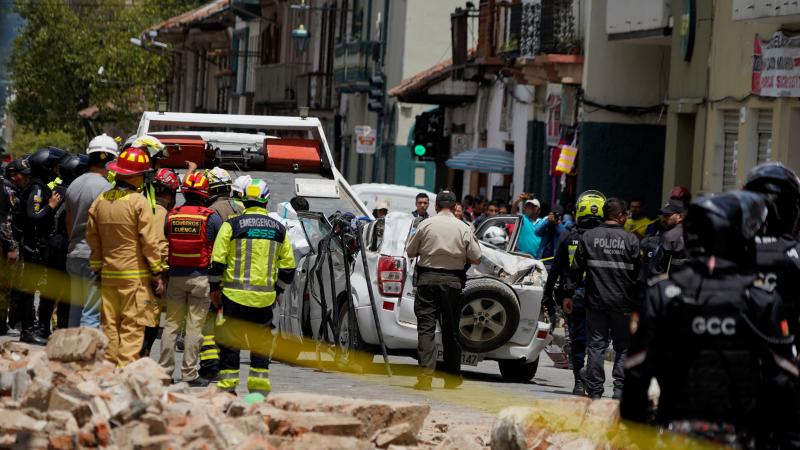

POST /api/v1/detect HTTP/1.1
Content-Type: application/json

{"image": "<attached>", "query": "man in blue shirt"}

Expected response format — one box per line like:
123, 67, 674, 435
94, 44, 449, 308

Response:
535, 204, 568, 262
517, 199, 544, 257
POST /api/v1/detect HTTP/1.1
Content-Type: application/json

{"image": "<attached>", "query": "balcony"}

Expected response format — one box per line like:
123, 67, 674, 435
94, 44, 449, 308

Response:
734, 0, 800, 22
253, 63, 311, 106
606, 0, 671, 44
297, 72, 333, 111
333, 40, 379, 92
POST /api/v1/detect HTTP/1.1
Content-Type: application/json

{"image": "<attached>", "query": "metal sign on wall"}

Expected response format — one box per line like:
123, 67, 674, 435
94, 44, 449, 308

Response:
752, 32, 800, 97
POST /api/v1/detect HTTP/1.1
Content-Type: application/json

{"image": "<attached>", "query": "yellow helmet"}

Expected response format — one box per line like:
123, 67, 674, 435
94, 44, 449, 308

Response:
576, 190, 606, 224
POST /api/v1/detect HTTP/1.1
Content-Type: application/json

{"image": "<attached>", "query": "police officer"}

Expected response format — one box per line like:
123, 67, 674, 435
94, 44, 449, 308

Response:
621, 191, 798, 448
542, 190, 606, 396
86, 146, 166, 367
640, 199, 688, 278
564, 198, 640, 400
405, 190, 482, 391
209, 178, 295, 395
19, 147, 67, 342
0, 160, 28, 335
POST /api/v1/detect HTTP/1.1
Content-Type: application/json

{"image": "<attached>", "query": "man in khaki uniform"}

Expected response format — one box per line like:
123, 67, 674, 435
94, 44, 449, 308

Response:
406, 191, 481, 391
86, 146, 166, 367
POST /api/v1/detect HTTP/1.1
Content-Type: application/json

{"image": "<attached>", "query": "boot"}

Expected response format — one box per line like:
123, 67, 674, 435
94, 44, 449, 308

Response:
36, 296, 55, 339
20, 297, 47, 345
572, 369, 587, 396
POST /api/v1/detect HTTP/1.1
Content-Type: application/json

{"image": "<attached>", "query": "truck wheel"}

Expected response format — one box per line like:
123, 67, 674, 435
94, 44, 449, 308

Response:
498, 358, 539, 383
336, 301, 373, 372
458, 278, 520, 353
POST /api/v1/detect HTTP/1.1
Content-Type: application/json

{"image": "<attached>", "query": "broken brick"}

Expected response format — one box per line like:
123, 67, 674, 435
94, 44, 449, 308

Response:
46, 327, 108, 363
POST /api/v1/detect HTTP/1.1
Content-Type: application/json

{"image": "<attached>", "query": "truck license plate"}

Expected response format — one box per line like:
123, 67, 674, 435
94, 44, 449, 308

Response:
436, 349, 483, 366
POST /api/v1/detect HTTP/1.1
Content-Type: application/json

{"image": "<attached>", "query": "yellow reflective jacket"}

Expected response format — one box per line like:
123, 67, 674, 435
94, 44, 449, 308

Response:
209, 206, 295, 308
86, 185, 167, 282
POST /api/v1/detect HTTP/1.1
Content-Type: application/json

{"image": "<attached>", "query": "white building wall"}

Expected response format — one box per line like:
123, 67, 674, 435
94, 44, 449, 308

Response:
512, 84, 534, 200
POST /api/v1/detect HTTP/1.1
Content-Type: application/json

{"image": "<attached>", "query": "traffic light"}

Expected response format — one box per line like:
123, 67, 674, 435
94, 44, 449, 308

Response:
368, 73, 386, 114
412, 110, 443, 161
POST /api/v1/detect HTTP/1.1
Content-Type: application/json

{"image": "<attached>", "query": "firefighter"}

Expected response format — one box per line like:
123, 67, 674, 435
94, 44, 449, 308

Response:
209, 178, 295, 395
19, 147, 67, 342
86, 146, 166, 367
160, 171, 222, 386
198, 168, 244, 381
542, 190, 606, 396
140, 168, 178, 357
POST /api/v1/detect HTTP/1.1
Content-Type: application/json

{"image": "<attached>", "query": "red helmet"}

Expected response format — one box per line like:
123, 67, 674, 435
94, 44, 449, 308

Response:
182, 171, 210, 198
107, 147, 152, 175
154, 168, 180, 192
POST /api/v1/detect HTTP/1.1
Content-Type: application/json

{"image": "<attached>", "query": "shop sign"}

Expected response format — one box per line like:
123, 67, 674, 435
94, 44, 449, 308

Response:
753, 32, 800, 98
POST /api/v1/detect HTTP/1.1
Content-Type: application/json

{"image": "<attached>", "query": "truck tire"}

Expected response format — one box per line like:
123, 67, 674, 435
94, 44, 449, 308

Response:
498, 358, 539, 383
458, 278, 520, 353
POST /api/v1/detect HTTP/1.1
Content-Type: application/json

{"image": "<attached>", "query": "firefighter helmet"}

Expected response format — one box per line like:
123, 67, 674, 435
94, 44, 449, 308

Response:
107, 147, 153, 175
86, 134, 119, 157
207, 166, 232, 192
231, 175, 252, 198
182, 171, 210, 198
154, 168, 180, 192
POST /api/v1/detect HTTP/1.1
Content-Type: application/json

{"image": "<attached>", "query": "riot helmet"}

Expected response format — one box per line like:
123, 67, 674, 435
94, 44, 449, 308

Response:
58, 154, 89, 185
684, 190, 768, 267
27, 147, 68, 181
743, 162, 800, 236
482, 226, 509, 247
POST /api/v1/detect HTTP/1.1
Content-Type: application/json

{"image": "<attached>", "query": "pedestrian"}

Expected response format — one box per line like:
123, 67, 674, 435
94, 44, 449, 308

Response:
534, 204, 567, 262
289, 195, 309, 212
623, 197, 653, 240
498, 204, 510, 215
209, 178, 295, 395
65, 136, 116, 329
159, 171, 222, 386
86, 146, 166, 367
140, 168, 179, 357
516, 197, 544, 258
641, 199, 686, 278
373, 200, 389, 219
18, 147, 67, 343
51, 154, 89, 328
474, 201, 499, 228
405, 190, 482, 391
412, 193, 430, 221
453, 202, 475, 232
542, 190, 606, 395
462, 195, 474, 222
564, 198, 639, 400
471, 196, 485, 221
0, 160, 28, 336
622, 191, 798, 448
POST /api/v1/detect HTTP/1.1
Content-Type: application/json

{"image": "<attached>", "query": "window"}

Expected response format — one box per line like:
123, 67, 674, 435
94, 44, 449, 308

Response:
722, 110, 739, 192
757, 109, 772, 164
260, 22, 282, 65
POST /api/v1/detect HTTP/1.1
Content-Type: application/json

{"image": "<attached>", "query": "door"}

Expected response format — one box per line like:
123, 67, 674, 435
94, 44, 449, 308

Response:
722, 110, 739, 192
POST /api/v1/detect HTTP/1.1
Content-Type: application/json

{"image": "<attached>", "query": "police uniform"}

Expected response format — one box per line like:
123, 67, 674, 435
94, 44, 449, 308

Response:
406, 192, 481, 388
0, 176, 20, 334
209, 200, 295, 395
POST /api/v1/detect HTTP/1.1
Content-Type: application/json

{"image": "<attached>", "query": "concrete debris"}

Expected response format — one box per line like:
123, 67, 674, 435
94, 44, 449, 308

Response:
0, 332, 442, 450
46, 327, 108, 362
490, 399, 622, 450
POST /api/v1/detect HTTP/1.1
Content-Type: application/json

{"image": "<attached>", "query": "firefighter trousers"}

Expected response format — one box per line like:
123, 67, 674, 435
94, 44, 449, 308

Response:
216, 295, 273, 395
100, 279, 158, 367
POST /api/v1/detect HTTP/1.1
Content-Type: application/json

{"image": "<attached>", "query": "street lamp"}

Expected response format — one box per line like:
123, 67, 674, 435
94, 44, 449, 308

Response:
291, 24, 310, 53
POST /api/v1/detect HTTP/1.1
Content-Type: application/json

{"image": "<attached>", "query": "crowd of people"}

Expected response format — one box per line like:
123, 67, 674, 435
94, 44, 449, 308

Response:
401, 166, 799, 447
0, 134, 296, 397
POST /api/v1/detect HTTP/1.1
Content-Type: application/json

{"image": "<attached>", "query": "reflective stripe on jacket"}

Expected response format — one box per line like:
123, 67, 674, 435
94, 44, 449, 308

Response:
209, 206, 295, 307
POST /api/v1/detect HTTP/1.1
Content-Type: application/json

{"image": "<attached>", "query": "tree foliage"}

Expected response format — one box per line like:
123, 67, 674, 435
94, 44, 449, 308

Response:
8, 0, 204, 149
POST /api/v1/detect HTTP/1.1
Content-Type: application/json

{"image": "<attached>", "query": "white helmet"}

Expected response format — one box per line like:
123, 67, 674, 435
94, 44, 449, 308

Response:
231, 175, 252, 198
86, 134, 119, 157
482, 226, 509, 246
131, 135, 165, 158
208, 167, 232, 191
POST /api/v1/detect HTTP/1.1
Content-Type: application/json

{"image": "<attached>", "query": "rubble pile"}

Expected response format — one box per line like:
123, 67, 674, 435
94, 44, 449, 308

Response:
490, 398, 624, 450
0, 328, 474, 450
